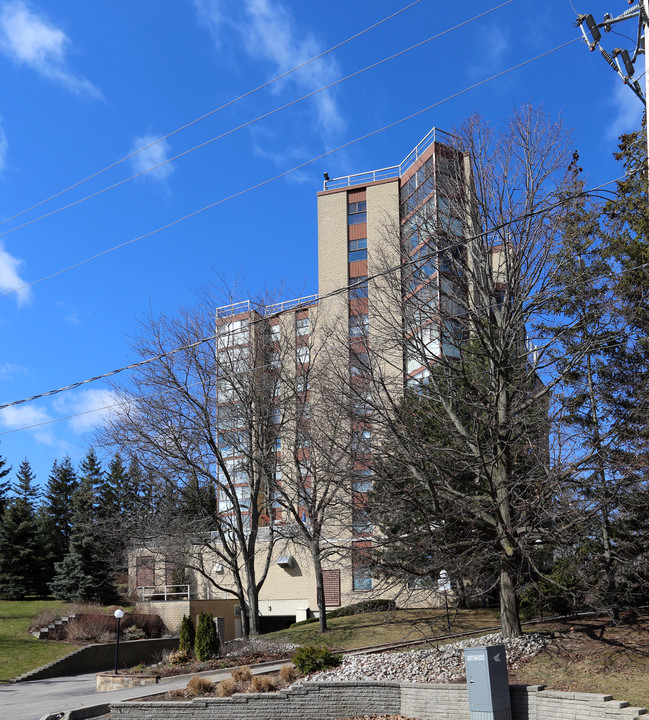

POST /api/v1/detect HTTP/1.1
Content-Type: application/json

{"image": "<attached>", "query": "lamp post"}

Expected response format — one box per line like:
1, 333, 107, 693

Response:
114, 609, 124, 675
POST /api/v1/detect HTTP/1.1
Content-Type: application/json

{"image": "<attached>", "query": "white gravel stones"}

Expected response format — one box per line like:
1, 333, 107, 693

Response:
309, 632, 547, 684
222, 637, 299, 658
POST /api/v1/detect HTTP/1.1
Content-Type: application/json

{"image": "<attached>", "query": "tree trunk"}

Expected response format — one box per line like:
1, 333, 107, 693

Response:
499, 563, 522, 638
311, 549, 328, 632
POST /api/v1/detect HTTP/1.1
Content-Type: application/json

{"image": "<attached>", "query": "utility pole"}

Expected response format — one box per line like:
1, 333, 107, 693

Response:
577, 2, 649, 179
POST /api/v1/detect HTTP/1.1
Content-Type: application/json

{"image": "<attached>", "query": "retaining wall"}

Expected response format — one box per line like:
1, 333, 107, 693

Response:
15, 637, 178, 682
110, 681, 648, 720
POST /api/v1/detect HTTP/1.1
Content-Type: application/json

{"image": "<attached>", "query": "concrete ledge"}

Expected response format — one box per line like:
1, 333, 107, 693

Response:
96, 673, 160, 692
110, 681, 649, 720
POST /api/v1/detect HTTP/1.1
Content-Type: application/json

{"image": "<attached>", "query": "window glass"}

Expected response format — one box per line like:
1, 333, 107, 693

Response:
349, 314, 369, 337
297, 345, 310, 364
349, 277, 368, 300
296, 317, 310, 335
270, 324, 280, 342
349, 249, 368, 262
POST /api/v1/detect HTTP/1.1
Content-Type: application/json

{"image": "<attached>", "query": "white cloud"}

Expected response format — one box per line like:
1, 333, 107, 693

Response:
468, 24, 510, 79
0, 402, 56, 444
129, 134, 174, 185
0, 240, 31, 306
55, 387, 121, 434
606, 80, 644, 142
194, 0, 344, 139
0, 1, 100, 97
0, 117, 7, 173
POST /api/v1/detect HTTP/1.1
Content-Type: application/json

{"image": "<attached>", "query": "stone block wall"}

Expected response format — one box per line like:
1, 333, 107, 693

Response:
111, 681, 647, 720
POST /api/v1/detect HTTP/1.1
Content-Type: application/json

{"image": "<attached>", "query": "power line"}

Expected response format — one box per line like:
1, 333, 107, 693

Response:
0, 1, 514, 242
0, 172, 639, 424
0, 0, 427, 230
0, 35, 579, 302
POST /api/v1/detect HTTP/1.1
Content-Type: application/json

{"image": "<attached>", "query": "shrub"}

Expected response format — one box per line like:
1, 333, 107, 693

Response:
327, 599, 396, 619
131, 613, 167, 638
292, 646, 342, 675
231, 665, 252, 682
250, 675, 275, 693
279, 664, 298, 683
195, 612, 220, 661
216, 678, 237, 697
168, 649, 193, 665
29, 606, 66, 632
123, 626, 146, 640
187, 676, 214, 696
66, 614, 115, 642
168, 688, 186, 700
179, 615, 195, 653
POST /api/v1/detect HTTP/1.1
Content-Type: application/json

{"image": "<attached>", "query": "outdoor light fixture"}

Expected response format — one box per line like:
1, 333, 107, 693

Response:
114, 609, 124, 675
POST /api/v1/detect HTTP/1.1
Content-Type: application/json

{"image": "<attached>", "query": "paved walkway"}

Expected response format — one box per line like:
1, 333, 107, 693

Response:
0, 662, 288, 720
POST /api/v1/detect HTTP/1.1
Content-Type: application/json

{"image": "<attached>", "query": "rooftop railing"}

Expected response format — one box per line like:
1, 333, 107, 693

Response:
323, 127, 457, 191
215, 294, 320, 319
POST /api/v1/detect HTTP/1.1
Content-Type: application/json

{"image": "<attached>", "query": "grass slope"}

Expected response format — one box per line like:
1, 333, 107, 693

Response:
0, 600, 81, 683
263, 607, 501, 650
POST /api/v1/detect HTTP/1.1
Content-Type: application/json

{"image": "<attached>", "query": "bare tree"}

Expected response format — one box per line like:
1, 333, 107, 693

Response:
100, 288, 283, 636
358, 107, 600, 637
269, 311, 356, 632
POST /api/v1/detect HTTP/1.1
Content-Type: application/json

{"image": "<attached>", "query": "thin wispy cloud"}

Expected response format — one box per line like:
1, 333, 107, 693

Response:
0, 362, 26, 380
468, 23, 510, 79
129, 134, 174, 186
0, 402, 56, 445
606, 79, 643, 142
0, 240, 31, 306
194, 0, 344, 140
0, 117, 7, 173
54, 387, 121, 434
0, 0, 100, 97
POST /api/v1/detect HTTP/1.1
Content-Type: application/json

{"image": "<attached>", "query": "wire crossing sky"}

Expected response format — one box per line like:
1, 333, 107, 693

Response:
0, 0, 641, 481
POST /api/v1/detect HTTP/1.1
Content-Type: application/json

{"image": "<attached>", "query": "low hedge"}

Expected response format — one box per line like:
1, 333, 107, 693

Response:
326, 599, 397, 619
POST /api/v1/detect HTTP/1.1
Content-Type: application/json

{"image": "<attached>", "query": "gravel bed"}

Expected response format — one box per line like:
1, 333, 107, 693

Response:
307, 632, 547, 684
221, 637, 299, 658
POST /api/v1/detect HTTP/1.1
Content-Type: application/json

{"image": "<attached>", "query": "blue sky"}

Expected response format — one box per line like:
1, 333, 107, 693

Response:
0, 0, 643, 486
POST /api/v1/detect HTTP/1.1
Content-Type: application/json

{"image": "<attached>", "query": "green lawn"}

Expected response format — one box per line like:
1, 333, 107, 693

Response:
0, 600, 81, 683
263, 607, 501, 650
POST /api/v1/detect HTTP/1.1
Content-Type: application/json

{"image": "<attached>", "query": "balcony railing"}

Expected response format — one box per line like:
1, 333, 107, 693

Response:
215, 294, 320, 320
138, 584, 191, 602
323, 127, 458, 191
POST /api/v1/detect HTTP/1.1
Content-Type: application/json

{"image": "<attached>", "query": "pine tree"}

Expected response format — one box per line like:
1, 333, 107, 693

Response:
194, 612, 219, 660
179, 614, 195, 653
50, 450, 117, 603
0, 460, 42, 599
43, 456, 79, 561
0, 445, 11, 518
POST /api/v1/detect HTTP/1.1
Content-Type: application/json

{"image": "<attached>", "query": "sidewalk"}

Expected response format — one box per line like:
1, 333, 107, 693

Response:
0, 661, 289, 720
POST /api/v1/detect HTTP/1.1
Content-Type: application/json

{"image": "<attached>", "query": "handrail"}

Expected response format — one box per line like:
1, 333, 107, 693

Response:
138, 584, 191, 601
323, 126, 459, 191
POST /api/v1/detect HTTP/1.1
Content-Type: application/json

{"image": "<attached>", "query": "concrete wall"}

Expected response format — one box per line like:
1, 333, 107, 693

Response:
16, 637, 179, 682
111, 681, 647, 720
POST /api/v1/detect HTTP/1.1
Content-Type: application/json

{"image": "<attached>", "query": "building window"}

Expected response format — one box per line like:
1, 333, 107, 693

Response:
348, 238, 368, 262
270, 323, 281, 342
217, 319, 249, 348
348, 200, 367, 225
351, 429, 372, 454
352, 469, 373, 493
352, 507, 373, 535
296, 317, 310, 336
349, 314, 369, 338
349, 277, 368, 300
296, 373, 310, 393
352, 542, 373, 591
297, 345, 310, 365
269, 351, 280, 369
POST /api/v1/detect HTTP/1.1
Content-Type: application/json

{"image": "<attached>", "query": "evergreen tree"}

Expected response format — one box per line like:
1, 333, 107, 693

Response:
0, 460, 42, 598
43, 456, 79, 560
0, 445, 11, 518
50, 450, 117, 603
179, 614, 195, 653
194, 612, 219, 660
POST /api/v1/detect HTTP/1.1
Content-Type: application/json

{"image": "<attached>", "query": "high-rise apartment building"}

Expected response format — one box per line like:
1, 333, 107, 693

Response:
133, 128, 471, 635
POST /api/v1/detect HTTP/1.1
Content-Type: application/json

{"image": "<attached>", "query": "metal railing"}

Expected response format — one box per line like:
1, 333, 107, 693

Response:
138, 584, 191, 601
323, 127, 458, 191
215, 294, 320, 320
